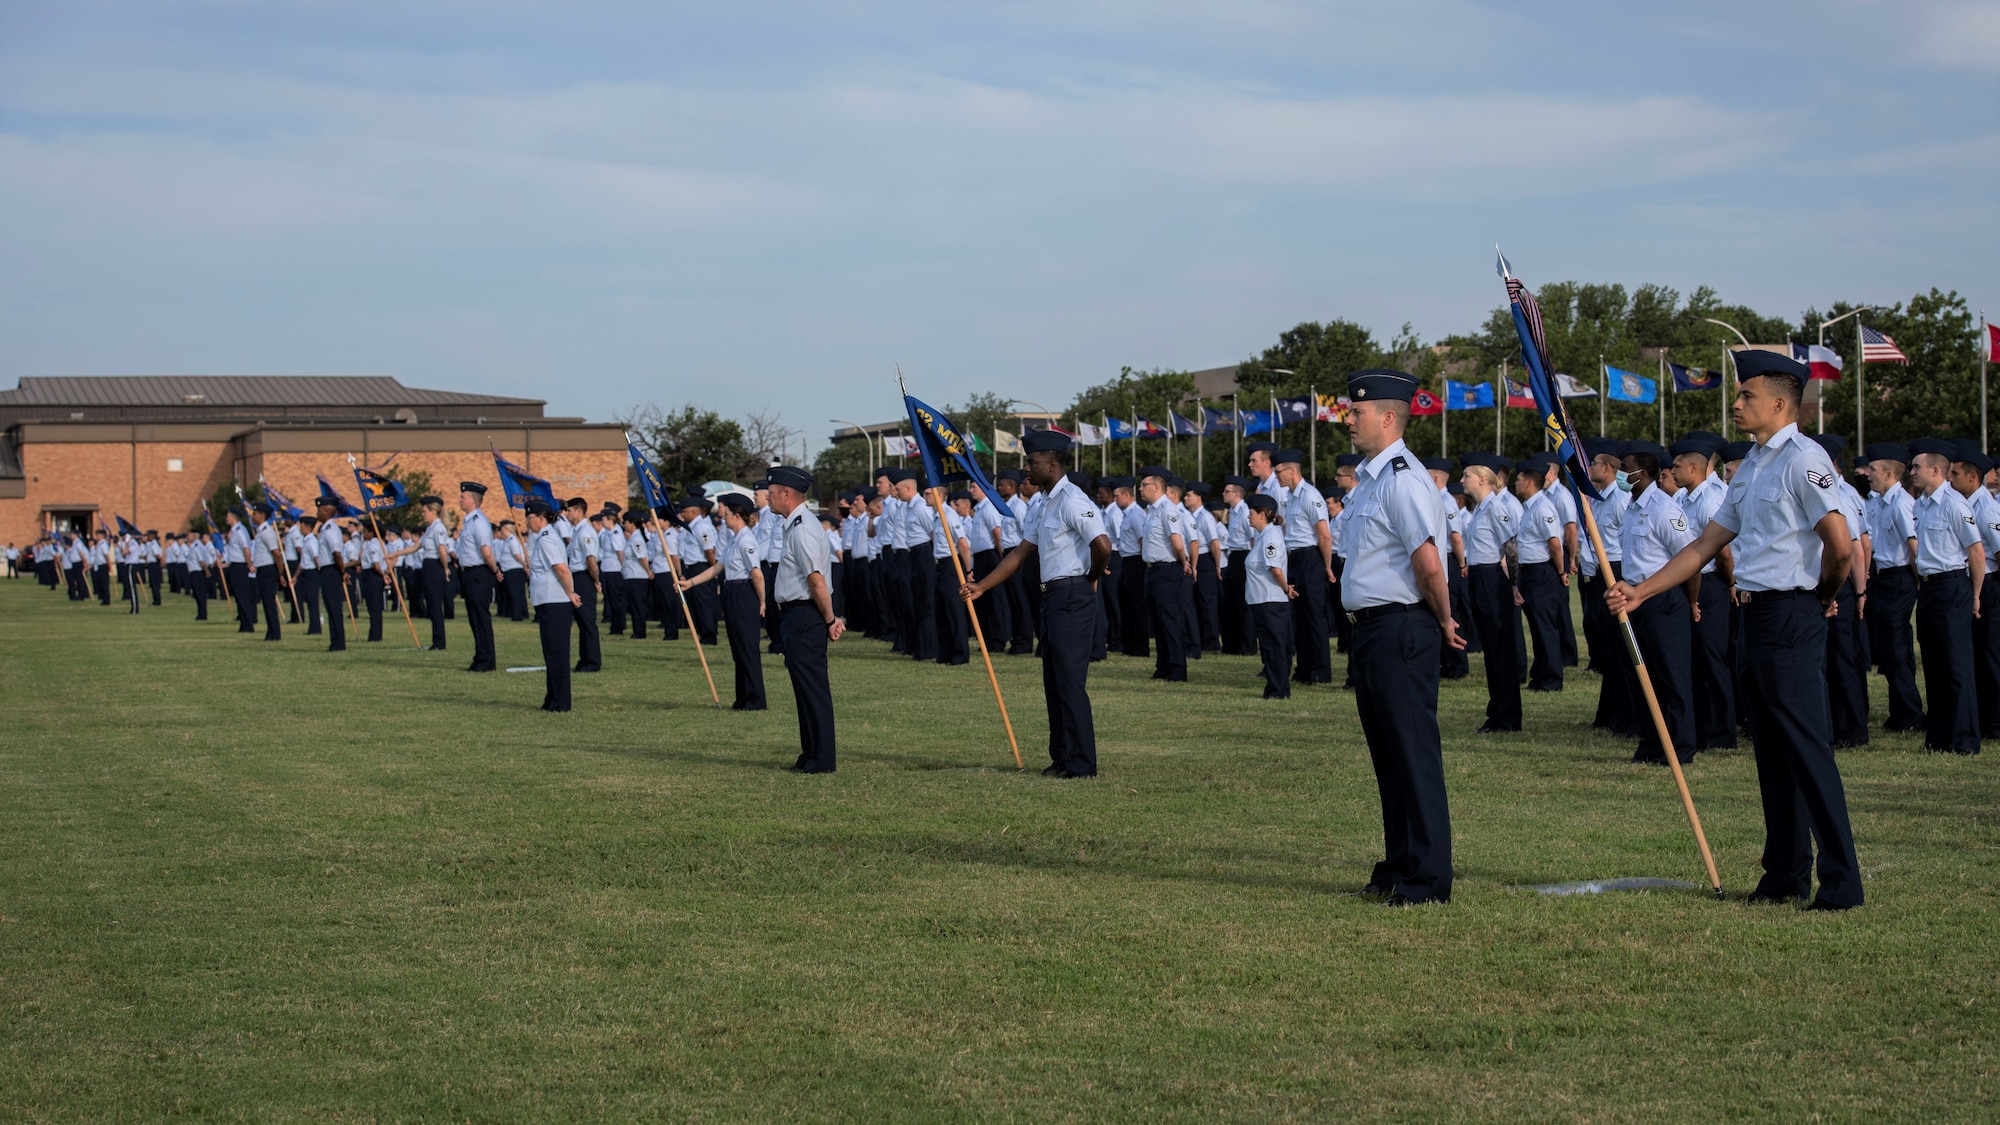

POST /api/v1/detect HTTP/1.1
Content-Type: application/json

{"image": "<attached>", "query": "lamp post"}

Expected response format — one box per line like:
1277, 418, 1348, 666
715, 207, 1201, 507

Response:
1816, 307, 1876, 443
1700, 318, 1749, 440
830, 418, 874, 480
1010, 399, 1056, 471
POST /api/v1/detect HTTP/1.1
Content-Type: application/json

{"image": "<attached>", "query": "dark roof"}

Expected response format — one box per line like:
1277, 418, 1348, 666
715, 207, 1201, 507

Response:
0, 376, 540, 409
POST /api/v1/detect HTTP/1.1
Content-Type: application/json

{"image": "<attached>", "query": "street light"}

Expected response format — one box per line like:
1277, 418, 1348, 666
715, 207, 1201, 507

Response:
1698, 318, 1750, 439
830, 418, 875, 478
1817, 307, 1877, 445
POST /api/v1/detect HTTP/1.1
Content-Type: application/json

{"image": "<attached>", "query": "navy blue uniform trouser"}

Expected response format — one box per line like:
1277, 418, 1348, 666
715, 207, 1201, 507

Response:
319, 565, 347, 650
780, 602, 835, 771
1098, 553, 1121, 651
762, 562, 784, 653
972, 549, 1010, 650
1350, 602, 1451, 903
1442, 563, 1471, 677
1468, 564, 1521, 729
722, 579, 765, 709
883, 550, 910, 651
1589, 564, 1638, 735
625, 571, 650, 639
1916, 570, 1978, 753
1118, 555, 1149, 657
1289, 548, 1330, 683
228, 563, 254, 630
933, 555, 969, 664
1868, 566, 1924, 729
190, 569, 210, 618
1741, 591, 1862, 906
1222, 550, 1251, 654
907, 551, 938, 661
1040, 579, 1098, 775
361, 571, 385, 641
683, 561, 718, 641
537, 600, 573, 711
420, 560, 447, 647
573, 575, 601, 671
1692, 576, 1737, 748
258, 568, 282, 639
1145, 563, 1188, 680
1251, 600, 1292, 698
298, 568, 323, 633
460, 565, 495, 668
1977, 574, 2000, 738
1005, 554, 1036, 654
1826, 578, 1870, 746
1194, 553, 1221, 652
504, 568, 528, 622
1518, 561, 1565, 690
1631, 586, 1695, 764
601, 571, 628, 634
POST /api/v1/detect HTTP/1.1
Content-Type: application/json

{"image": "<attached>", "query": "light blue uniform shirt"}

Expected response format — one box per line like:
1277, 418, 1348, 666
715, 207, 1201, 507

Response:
1114, 500, 1146, 556
1281, 482, 1328, 551
774, 507, 832, 603
454, 509, 492, 568
526, 525, 569, 605
1339, 439, 1445, 611
1186, 503, 1222, 552
1245, 524, 1290, 604
721, 527, 761, 580
1680, 474, 1726, 574
319, 522, 346, 571
932, 508, 969, 561
679, 518, 717, 566
1711, 423, 1846, 593
1463, 495, 1513, 566
1969, 488, 2000, 561
598, 523, 625, 569
566, 520, 599, 573
620, 527, 652, 579
419, 519, 449, 562
251, 522, 280, 567
1224, 499, 1252, 551
1868, 483, 1917, 567
224, 524, 250, 564
1833, 480, 1866, 542
972, 498, 1006, 555
996, 496, 1024, 550
1027, 476, 1104, 581
1620, 484, 1695, 586
1581, 489, 1628, 575
1914, 485, 1979, 576
1141, 497, 1188, 564
497, 533, 525, 572
1516, 490, 1562, 565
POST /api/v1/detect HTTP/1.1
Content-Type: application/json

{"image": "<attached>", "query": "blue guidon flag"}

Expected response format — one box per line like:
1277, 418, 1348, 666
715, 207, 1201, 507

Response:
262, 477, 305, 520
902, 393, 1014, 519
624, 434, 682, 526
351, 463, 409, 512
315, 474, 367, 518
490, 445, 559, 512
1497, 248, 1600, 503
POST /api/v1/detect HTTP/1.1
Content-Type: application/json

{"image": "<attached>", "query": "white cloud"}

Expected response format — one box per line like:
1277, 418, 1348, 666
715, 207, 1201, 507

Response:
1909, 2, 2000, 71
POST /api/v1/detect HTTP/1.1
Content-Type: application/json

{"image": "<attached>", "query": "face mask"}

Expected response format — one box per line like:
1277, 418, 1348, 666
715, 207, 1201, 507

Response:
1614, 470, 1636, 493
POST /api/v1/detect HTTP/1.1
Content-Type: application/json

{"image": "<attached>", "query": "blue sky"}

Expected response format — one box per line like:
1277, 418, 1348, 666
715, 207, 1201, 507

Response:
2, 1, 1995, 450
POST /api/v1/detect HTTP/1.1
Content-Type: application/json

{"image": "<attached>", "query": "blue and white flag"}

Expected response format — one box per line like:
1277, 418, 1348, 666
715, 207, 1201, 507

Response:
1444, 380, 1496, 410
1605, 366, 1656, 404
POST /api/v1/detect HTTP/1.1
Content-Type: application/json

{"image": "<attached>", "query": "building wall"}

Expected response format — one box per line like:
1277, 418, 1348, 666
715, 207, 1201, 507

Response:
0, 438, 234, 545
254, 449, 626, 516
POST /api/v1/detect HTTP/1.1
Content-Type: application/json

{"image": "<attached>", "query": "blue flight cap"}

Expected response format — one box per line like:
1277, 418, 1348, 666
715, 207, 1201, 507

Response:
1274, 448, 1305, 466
1333, 453, 1363, 468
1908, 437, 1957, 460
1346, 368, 1418, 403
767, 465, 815, 493
1421, 457, 1455, 473
1223, 475, 1254, 490
1724, 441, 1754, 462
1733, 350, 1810, 381
1811, 433, 1848, 461
1246, 494, 1279, 515
1669, 438, 1719, 461
1245, 441, 1278, 457
1065, 472, 1094, 492
1582, 438, 1624, 461
1863, 442, 1909, 465
1625, 440, 1668, 462
1022, 429, 1073, 455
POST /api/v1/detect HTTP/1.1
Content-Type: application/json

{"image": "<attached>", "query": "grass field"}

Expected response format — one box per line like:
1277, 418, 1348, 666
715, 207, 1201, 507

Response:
3, 578, 1998, 1120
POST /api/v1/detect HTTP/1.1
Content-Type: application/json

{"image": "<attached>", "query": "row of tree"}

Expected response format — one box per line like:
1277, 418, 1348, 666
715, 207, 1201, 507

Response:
618, 282, 1988, 501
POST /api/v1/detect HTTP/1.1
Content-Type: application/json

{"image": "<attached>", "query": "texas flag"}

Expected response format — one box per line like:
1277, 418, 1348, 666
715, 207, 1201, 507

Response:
1791, 343, 1845, 381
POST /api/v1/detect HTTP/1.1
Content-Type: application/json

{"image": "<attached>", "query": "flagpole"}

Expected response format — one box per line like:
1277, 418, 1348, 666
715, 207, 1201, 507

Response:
1197, 396, 1205, 481
1721, 344, 1730, 442
930, 484, 1023, 770
350, 455, 422, 650
1232, 393, 1240, 472
1981, 311, 1988, 455
1102, 412, 1109, 477
1440, 384, 1448, 458
1658, 353, 1666, 445
1856, 318, 1865, 450
1308, 385, 1317, 479
655, 513, 722, 708
1599, 354, 1607, 437
1495, 363, 1503, 455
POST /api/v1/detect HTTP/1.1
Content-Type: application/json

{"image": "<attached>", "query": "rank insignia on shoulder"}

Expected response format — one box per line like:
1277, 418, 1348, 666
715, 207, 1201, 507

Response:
1670, 516, 1687, 532
1390, 456, 1408, 472
1806, 470, 1833, 489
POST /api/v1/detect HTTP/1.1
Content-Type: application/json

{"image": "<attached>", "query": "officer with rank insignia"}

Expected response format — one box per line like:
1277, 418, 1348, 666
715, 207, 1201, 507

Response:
1617, 441, 1698, 765
1812, 433, 1872, 748
1339, 369, 1462, 906
1608, 350, 1861, 910
1908, 438, 1983, 754
562, 497, 603, 674
766, 465, 841, 773
1951, 443, 2000, 739
454, 482, 500, 671
1862, 442, 1924, 732
249, 502, 284, 640
963, 429, 1112, 777
521, 499, 581, 712
312, 495, 349, 651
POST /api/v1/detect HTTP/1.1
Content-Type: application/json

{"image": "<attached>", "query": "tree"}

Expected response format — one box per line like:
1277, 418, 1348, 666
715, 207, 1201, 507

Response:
618, 404, 751, 494
1066, 367, 1198, 479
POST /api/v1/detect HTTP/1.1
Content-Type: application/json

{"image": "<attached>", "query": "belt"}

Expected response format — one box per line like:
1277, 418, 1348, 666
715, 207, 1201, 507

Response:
1146, 560, 1182, 570
1737, 587, 1814, 604
778, 599, 811, 610
1921, 568, 1969, 584
1345, 601, 1420, 625
1041, 575, 1090, 592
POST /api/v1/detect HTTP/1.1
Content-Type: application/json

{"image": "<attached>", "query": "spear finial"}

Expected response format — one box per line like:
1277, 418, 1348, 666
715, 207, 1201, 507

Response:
896, 363, 909, 400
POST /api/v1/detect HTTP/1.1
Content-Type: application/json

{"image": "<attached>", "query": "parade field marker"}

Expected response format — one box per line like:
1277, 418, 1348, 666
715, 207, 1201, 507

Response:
3, 582, 1997, 1119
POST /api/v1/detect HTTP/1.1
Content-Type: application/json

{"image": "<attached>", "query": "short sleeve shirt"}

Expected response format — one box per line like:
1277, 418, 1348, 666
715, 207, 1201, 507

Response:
526, 525, 570, 605
454, 509, 493, 568
1915, 485, 1979, 576
1245, 524, 1290, 604
1711, 423, 1845, 593
1339, 439, 1446, 611
1516, 491, 1562, 565
775, 507, 832, 603
1028, 476, 1105, 581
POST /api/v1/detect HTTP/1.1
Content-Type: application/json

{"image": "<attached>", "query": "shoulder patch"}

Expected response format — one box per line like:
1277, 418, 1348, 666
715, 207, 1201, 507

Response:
1390, 456, 1408, 472
1670, 516, 1687, 532
1806, 470, 1833, 489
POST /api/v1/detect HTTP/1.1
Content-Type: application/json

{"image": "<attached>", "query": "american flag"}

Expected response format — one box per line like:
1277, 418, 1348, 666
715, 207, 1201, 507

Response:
1497, 248, 1596, 503
1861, 325, 1908, 364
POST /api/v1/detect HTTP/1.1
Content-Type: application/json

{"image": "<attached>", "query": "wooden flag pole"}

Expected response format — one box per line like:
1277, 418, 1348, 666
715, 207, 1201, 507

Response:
652, 514, 722, 708
350, 455, 423, 649
1575, 482, 1723, 898
929, 485, 1023, 770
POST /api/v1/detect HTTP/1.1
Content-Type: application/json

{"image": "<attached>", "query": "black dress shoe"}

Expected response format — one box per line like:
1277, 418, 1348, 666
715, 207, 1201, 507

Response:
1804, 899, 1856, 912
1041, 764, 1064, 776
1745, 890, 1800, 905
1055, 769, 1095, 779
1475, 722, 1520, 734
1349, 884, 1391, 898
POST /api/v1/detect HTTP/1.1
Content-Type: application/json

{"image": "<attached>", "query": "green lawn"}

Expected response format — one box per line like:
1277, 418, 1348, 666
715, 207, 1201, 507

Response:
3, 578, 1997, 1120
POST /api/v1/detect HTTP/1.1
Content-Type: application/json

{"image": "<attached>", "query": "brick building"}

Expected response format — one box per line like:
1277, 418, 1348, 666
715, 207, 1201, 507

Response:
0, 376, 627, 545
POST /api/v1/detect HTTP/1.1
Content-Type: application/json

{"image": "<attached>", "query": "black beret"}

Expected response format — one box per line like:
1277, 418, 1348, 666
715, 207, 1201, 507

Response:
1724, 441, 1754, 462
1333, 453, 1363, 468
1733, 350, 1809, 381
1223, 475, 1255, 490
1347, 368, 1418, 403
1274, 448, 1305, 466
1625, 441, 1668, 462
1811, 434, 1848, 460
1022, 429, 1073, 455
995, 469, 1025, 483
1864, 442, 1910, 465
767, 465, 815, 493
1246, 494, 1279, 515
522, 499, 554, 518
1245, 441, 1278, 457
1421, 457, 1455, 473
1669, 439, 1719, 461
459, 481, 488, 495
1908, 437, 1957, 460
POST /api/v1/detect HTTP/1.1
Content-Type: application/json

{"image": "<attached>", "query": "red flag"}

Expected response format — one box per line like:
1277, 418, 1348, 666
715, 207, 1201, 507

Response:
1505, 379, 1537, 408
1987, 322, 1999, 363
1410, 389, 1442, 416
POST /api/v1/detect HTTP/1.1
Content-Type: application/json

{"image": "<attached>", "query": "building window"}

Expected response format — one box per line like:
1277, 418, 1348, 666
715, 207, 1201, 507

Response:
167, 459, 184, 472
